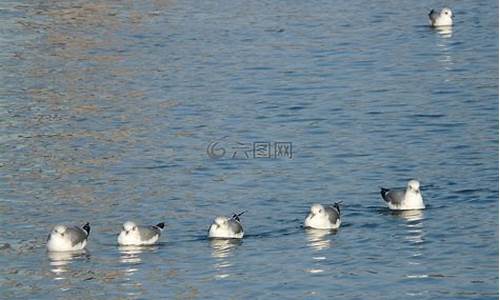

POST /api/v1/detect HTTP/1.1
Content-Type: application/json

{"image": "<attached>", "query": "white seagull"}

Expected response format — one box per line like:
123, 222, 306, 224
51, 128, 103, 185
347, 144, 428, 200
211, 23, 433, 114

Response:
380, 179, 425, 210
304, 203, 341, 230
208, 212, 245, 239
117, 221, 165, 246
47, 223, 90, 252
429, 8, 453, 27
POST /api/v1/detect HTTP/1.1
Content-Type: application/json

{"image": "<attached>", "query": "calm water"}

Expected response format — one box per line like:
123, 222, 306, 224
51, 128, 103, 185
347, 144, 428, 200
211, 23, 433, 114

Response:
0, 0, 498, 299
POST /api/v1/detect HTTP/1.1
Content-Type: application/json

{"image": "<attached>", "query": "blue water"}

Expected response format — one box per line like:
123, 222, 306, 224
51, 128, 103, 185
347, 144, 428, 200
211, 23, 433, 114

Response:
0, 0, 498, 299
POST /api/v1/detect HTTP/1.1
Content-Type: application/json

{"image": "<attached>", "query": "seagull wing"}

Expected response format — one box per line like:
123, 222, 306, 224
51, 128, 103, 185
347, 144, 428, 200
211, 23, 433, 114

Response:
381, 188, 406, 206
324, 205, 340, 224
227, 219, 244, 234
66, 226, 89, 246
138, 225, 161, 241
428, 9, 440, 22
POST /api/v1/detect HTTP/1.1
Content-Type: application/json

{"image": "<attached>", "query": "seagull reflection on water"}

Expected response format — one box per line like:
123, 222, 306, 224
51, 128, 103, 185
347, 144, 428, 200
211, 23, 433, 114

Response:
209, 238, 241, 279
118, 245, 158, 264
48, 250, 89, 279
392, 210, 430, 281
209, 238, 241, 259
391, 209, 424, 222
434, 25, 453, 38
118, 245, 159, 295
392, 209, 426, 263
433, 26, 454, 73
305, 228, 336, 251
304, 229, 338, 274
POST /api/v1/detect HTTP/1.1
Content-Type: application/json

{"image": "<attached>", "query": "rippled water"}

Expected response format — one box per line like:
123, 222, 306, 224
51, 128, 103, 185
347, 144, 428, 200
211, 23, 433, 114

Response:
0, 0, 498, 299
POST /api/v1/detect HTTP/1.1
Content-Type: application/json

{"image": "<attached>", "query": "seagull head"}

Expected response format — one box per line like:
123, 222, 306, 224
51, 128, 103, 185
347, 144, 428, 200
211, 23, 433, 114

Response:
407, 180, 421, 193
214, 216, 227, 227
122, 221, 137, 234
310, 204, 325, 216
53, 225, 67, 236
441, 8, 453, 19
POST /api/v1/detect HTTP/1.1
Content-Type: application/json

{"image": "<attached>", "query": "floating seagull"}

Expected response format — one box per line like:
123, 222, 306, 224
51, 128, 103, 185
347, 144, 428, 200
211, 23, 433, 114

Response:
304, 203, 341, 230
117, 221, 165, 246
429, 7, 453, 27
47, 223, 90, 252
208, 211, 245, 239
380, 179, 425, 210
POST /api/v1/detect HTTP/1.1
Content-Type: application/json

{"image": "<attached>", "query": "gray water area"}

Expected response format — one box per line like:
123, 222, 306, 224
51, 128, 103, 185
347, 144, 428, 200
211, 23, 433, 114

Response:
0, 0, 498, 299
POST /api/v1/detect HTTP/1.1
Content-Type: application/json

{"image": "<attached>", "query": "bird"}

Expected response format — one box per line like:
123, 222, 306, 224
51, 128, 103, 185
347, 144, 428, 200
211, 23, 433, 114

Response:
428, 7, 453, 27
117, 221, 165, 246
208, 211, 245, 239
304, 203, 341, 230
47, 223, 90, 252
380, 179, 425, 210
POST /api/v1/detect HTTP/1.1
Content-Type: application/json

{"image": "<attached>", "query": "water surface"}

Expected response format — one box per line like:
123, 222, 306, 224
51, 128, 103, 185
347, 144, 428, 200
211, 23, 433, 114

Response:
0, 0, 498, 299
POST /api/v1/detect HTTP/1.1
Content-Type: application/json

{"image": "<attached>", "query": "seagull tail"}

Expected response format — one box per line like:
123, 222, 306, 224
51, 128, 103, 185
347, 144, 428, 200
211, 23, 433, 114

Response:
231, 210, 247, 221
82, 223, 91, 235
236, 210, 247, 217
155, 222, 165, 230
380, 188, 390, 202
333, 202, 341, 214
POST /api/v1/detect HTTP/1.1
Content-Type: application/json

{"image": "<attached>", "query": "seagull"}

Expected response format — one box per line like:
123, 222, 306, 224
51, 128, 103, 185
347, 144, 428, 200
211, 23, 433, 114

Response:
47, 223, 90, 252
429, 7, 453, 27
304, 203, 341, 230
208, 211, 245, 239
380, 179, 425, 210
117, 221, 165, 246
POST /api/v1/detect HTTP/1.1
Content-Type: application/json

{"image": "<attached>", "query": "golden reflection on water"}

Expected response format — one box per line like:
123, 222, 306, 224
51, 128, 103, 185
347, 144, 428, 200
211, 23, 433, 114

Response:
4, 0, 183, 221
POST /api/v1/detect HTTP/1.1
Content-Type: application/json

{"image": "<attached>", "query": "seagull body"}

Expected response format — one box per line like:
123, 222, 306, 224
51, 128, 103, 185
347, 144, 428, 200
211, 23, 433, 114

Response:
304, 203, 341, 230
47, 223, 90, 252
429, 8, 453, 27
208, 213, 245, 239
117, 221, 165, 246
380, 180, 425, 210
